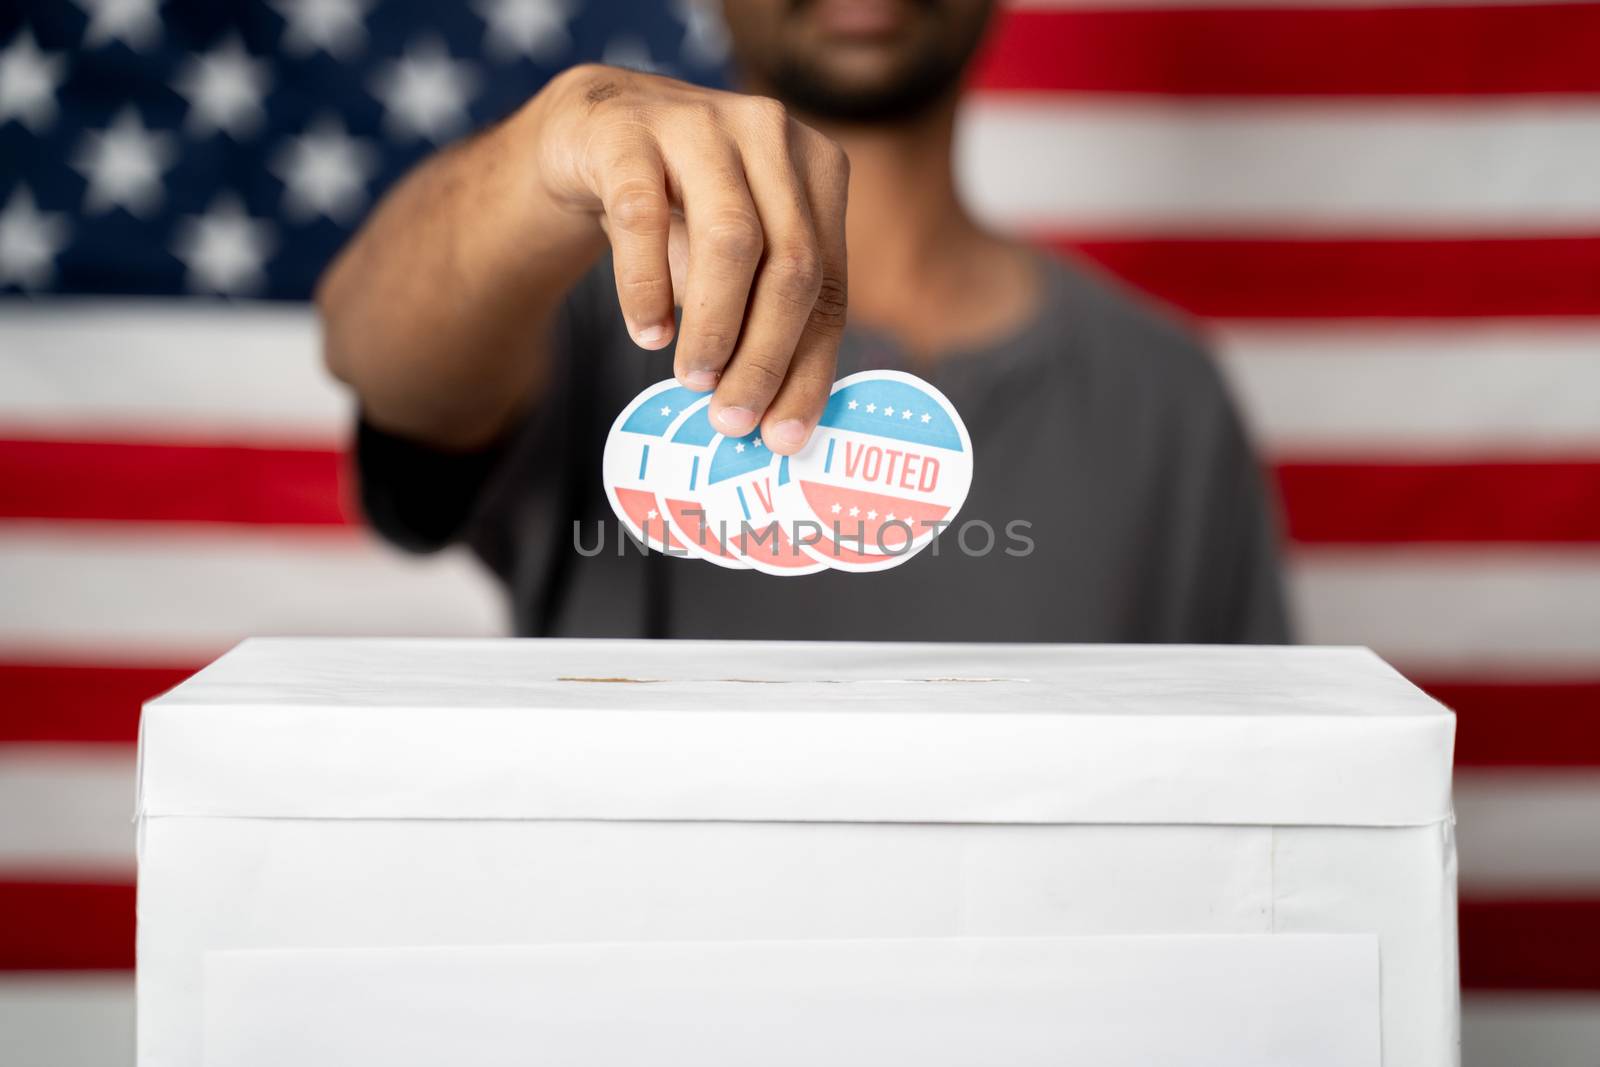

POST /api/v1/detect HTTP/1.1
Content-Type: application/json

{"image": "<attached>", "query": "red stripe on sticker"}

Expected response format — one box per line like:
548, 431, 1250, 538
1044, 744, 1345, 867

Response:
1277, 461, 1600, 544
0, 661, 198, 742
1049, 235, 1600, 319
1461, 899, 1600, 991
0, 881, 135, 971
1418, 678, 1600, 767
973, 5, 1600, 96
0, 438, 353, 526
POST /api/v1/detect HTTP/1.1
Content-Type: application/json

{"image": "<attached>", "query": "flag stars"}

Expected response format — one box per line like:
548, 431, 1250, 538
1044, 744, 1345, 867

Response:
473, 0, 573, 61
171, 194, 277, 295
0, 30, 67, 133
173, 34, 272, 139
272, 0, 372, 59
0, 186, 70, 291
76, 0, 163, 51
370, 34, 482, 143
272, 115, 379, 223
72, 106, 176, 217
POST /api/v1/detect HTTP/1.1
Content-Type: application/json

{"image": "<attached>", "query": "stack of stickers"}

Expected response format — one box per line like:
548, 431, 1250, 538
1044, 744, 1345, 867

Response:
604, 370, 974, 575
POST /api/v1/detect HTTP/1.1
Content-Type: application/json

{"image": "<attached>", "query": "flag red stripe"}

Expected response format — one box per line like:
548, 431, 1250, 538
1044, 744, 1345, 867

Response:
0, 662, 197, 742
1049, 235, 1600, 319
0, 438, 354, 526
2, 879, 1596, 988
1461, 899, 1600, 991
1277, 461, 1600, 544
974, 5, 1600, 96
1418, 679, 1600, 768
0, 881, 135, 971
8, 439, 1599, 545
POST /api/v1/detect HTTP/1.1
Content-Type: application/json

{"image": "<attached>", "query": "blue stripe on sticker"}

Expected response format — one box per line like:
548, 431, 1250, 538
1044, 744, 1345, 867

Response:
620, 385, 707, 436
823, 437, 835, 474
637, 444, 649, 480
689, 454, 699, 491
735, 485, 751, 521
818, 380, 963, 451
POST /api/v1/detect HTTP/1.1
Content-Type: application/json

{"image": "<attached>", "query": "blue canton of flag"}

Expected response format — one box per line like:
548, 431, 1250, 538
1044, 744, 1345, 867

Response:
0, 0, 731, 299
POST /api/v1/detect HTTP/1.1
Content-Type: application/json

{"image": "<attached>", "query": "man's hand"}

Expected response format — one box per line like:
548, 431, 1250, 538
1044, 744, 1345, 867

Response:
531, 65, 850, 453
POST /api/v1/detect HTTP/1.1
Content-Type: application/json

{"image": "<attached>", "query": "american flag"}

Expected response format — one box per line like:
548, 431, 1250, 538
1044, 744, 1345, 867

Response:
2, 1, 1598, 1062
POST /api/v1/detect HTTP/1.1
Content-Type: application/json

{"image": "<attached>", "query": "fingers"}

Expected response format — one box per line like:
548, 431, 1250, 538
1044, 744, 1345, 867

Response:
706, 101, 832, 447
759, 127, 848, 454
669, 137, 763, 392
593, 132, 676, 349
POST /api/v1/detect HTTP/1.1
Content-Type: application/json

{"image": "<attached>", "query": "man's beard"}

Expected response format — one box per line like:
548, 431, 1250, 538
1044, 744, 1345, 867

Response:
762, 14, 991, 123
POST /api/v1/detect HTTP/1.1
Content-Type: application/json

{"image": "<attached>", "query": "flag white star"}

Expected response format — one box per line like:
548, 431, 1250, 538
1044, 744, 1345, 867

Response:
671, 0, 729, 66
0, 30, 67, 133
864, 403, 876, 413
659, 405, 672, 416
76, 0, 162, 51
271, 0, 371, 59
71, 106, 176, 217
847, 399, 858, 410
370, 35, 481, 143
734, 442, 745, 453
271, 115, 378, 223
0, 186, 70, 290
172, 34, 271, 138
920, 412, 931, 423
171, 194, 276, 295
600, 35, 664, 74
473, 0, 572, 61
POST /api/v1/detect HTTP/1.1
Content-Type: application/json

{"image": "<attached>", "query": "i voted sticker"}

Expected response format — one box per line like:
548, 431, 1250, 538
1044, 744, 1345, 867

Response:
602, 379, 708, 554
650, 401, 748, 569
698, 425, 829, 577
774, 369, 972, 571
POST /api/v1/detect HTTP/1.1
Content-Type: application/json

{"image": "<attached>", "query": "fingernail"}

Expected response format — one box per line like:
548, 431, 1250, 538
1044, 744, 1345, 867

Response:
714, 406, 757, 436
768, 419, 808, 452
683, 368, 719, 391
635, 323, 670, 348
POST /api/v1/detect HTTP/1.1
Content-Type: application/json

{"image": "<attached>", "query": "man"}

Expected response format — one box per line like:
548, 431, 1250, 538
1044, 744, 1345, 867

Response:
319, 0, 1290, 642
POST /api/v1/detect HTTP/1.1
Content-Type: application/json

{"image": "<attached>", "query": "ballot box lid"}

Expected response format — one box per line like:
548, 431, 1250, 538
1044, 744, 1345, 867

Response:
138, 639, 1455, 827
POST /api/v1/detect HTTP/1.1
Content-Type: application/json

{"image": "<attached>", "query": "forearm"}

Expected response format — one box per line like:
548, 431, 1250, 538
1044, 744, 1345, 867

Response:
316, 87, 605, 449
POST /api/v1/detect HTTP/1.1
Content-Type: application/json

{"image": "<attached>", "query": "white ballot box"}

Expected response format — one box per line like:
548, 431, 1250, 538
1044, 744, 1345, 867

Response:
136, 639, 1458, 1067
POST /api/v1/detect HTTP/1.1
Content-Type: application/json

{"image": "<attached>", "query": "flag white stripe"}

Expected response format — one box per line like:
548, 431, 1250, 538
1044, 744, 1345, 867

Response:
1454, 770, 1600, 895
8, 310, 1600, 456
0, 524, 505, 660
1462, 994, 1600, 1067
1, 752, 1593, 894
957, 98, 1600, 232
1215, 322, 1600, 457
0, 976, 134, 1067
1292, 547, 1600, 674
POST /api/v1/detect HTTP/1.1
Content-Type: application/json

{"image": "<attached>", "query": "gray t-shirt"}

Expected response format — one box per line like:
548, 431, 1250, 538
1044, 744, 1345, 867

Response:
357, 250, 1291, 643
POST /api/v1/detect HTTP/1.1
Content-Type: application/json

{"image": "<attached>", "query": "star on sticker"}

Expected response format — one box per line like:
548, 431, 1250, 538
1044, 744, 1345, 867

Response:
71, 106, 176, 217
920, 412, 931, 423
370, 34, 481, 143
848, 506, 860, 518
271, 115, 379, 223
0, 186, 70, 291
752, 437, 762, 449
171, 194, 277, 295
830, 502, 841, 514
659, 404, 672, 416
173, 34, 271, 139
901, 409, 913, 419
866, 509, 878, 521
646, 508, 659, 520
271, 0, 372, 59
77, 0, 162, 51
733, 442, 745, 453
864, 403, 876, 413
473, 0, 572, 61
883, 406, 895, 417
847, 399, 858, 410
0, 30, 67, 133
885, 512, 897, 522
672, 0, 730, 66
